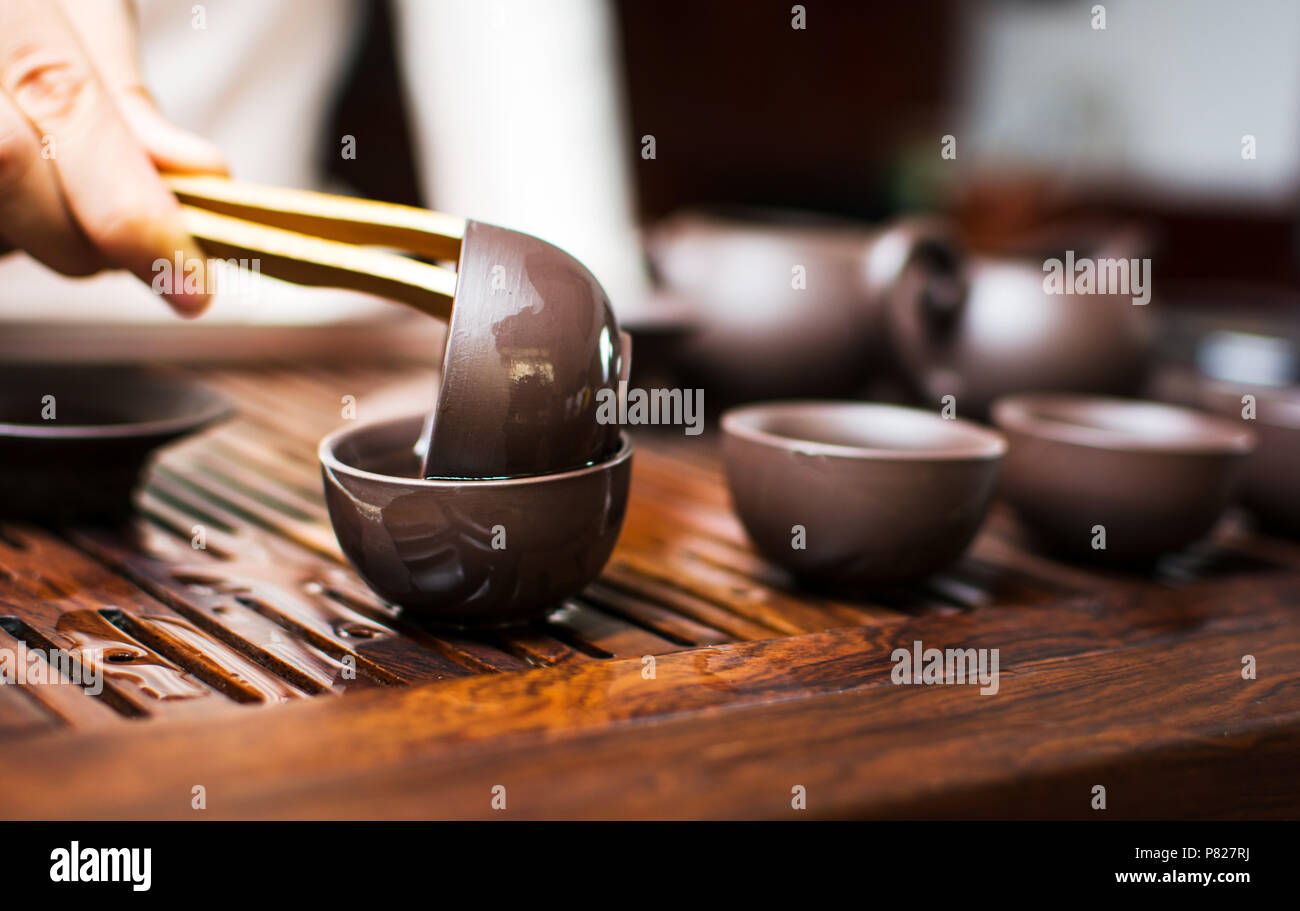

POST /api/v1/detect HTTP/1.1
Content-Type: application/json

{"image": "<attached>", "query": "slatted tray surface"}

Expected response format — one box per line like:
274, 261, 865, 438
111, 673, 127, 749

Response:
1, 363, 1298, 819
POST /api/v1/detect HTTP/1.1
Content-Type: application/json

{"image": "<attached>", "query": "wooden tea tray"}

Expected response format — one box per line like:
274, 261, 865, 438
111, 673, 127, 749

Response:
0, 363, 1297, 819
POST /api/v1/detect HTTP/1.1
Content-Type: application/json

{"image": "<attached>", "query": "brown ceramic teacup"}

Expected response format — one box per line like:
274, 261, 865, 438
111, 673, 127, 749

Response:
1200, 382, 1300, 534
423, 222, 629, 480
721, 401, 1005, 586
992, 394, 1255, 560
321, 414, 632, 626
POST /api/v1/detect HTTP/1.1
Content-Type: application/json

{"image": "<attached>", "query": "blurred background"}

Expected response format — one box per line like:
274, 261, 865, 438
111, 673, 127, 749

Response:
1, 0, 1297, 402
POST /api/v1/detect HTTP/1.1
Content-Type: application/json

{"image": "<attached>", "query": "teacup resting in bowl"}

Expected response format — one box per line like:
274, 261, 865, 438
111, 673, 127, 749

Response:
320, 414, 632, 626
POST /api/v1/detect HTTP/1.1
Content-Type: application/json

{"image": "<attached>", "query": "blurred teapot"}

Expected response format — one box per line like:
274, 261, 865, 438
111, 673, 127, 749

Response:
644, 208, 957, 403
883, 220, 1154, 415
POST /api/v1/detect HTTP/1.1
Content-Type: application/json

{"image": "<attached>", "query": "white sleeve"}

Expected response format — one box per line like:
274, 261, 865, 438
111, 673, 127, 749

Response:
391, 0, 650, 318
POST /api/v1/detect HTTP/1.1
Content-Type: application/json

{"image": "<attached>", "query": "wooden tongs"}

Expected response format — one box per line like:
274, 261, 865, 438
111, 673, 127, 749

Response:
168, 174, 628, 480
166, 174, 464, 319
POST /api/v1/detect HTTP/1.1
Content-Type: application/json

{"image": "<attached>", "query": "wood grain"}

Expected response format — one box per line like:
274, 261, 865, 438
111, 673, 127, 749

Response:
0, 362, 1297, 819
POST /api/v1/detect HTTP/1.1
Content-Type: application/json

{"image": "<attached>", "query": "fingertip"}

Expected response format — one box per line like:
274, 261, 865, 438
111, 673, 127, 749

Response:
119, 94, 228, 176
166, 290, 211, 319
154, 129, 229, 177
136, 231, 214, 318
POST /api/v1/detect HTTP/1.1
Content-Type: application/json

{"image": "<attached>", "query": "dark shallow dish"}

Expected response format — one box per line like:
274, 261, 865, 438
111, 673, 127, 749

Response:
993, 394, 1255, 560
0, 365, 233, 521
321, 414, 632, 625
721, 401, 1005, 587
1200, 381, 1300, 534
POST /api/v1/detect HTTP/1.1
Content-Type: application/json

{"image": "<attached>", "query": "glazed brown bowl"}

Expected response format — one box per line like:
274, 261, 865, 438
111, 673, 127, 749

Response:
321, 414, 632, 625
721, 401, 1005, 587
992, 394, 1255, 560
1200, 382, 1300, 534
0, 365, 232, 521
423, 221, 629, 480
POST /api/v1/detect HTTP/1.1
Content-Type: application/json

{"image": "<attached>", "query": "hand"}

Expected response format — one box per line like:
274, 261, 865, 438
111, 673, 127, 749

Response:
0, 0, 227, 316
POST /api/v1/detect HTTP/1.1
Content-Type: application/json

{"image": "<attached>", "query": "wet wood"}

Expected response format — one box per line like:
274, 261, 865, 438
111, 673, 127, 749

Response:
1, 604, 1295, 819
0, 362, 1297, 819
0, 628, 120, 731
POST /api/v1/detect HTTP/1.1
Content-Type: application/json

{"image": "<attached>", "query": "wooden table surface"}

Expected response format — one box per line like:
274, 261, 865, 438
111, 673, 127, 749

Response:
0, 363, 1297, 819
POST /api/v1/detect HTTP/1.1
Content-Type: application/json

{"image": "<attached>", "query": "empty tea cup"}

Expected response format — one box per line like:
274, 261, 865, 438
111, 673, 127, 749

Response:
721, 401, 1005, 586
1200, 381, 1300, 534
320, 414, 632, 625
992, 394, 1254, 560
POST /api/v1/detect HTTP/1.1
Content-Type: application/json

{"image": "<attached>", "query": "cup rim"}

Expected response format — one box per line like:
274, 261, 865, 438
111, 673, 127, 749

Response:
721, 400, 1007, 461
992, 393, 1256, 455
1202, 379, 1300, 431
320, 413, 632, 487
0, 366, 233, 441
